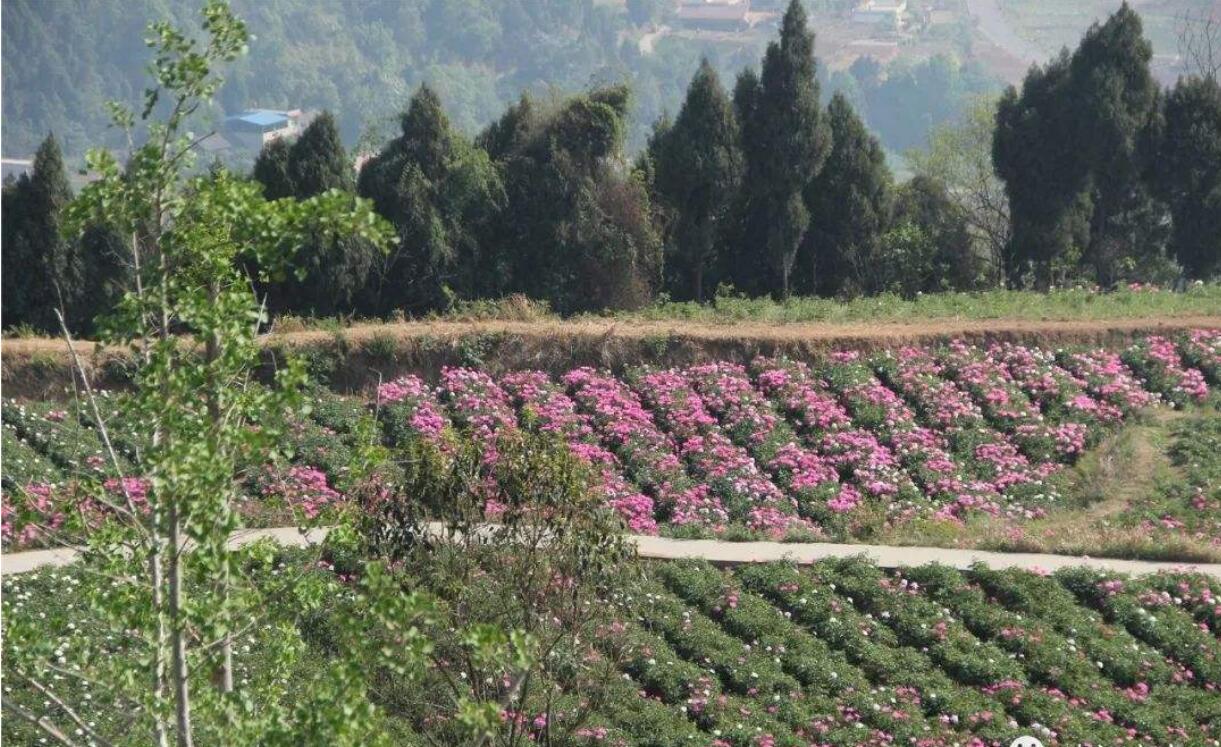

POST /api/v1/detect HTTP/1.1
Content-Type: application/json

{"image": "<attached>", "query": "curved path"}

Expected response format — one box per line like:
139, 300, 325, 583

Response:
4, 526, 1218, 579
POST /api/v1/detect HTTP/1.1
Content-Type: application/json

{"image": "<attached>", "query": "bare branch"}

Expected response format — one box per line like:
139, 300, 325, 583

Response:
25, 677, 118, 747
1, 698, 82, 747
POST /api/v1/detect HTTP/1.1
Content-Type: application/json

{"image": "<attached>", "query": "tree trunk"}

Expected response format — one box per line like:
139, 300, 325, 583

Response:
694, 264, 704, 303
168, 505, 194, 747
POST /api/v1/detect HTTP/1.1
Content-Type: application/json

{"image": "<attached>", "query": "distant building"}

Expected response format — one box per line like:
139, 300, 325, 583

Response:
852, 0, 907, 28
222, 109, 305, 152
675, 0, 753, 32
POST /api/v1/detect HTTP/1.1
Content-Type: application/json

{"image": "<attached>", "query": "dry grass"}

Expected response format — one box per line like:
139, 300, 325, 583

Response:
877, 409, 1221, 563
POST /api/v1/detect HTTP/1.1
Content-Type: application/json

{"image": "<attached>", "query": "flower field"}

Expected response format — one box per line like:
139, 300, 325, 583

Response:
582, 558, 1221, 747
6, 553, 1218, 747
3, 331, 1219, 550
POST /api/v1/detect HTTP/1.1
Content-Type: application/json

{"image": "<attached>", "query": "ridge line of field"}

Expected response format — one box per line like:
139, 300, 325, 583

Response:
4, 526, 1218, 578
5, 314, 1221, 356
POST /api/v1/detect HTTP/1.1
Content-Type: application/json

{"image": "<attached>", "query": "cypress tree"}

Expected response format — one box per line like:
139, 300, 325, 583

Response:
1, 134, 79, 332
288, 111, 351, 197
252, 138, 294, 200
651, 59, 741, 301
358, 85, 503, 313
1150, 75, 1221, 279
735, 0, 830, 297
803, 92, 892, 296
993, 52, 1091, 288
1069, 2, 1164, 285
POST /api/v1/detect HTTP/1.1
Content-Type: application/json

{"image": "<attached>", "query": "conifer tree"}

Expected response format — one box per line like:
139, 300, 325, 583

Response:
1069, 2, 1164, 285
1, 134, 79, 332
252, 137, 294, 199
358, 85, 503, 313
734, 0, 830, 297
1150, 74, 1221, 279
651, 59, 741, 301
804, 92, 892, 296
288, 110, 351, 197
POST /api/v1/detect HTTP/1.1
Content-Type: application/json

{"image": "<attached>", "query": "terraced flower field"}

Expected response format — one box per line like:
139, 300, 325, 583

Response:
3, 331, 1218, 551
6, 555, 1218, 746
580, 558, 1221, 747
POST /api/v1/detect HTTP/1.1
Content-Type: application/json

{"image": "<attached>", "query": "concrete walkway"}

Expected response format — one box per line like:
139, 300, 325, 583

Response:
4, 526, 1219, 579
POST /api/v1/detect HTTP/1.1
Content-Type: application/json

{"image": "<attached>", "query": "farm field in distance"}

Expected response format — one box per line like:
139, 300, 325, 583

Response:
5, 327, 1219, 562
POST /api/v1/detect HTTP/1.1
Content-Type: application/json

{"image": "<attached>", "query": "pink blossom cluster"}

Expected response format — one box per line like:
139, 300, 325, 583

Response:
1059, 348, 1157, 414
261, 465, 342, 519
501, 371, 657, 535
1122, 336, 1209, 407
875, 348, 1046, 496
376, 375, 449, 441
820, 354, 1001, 520
634, 368, 803, 538
684, 362, 840, 519
751, 357, 917, 510
563, 367, 725, 530
1178, 329, 1220, 384
989, 342, 1122, 431
940, 341, 1065, 463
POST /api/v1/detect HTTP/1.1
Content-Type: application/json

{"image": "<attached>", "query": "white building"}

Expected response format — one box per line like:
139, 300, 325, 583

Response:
852, 0, 907, 28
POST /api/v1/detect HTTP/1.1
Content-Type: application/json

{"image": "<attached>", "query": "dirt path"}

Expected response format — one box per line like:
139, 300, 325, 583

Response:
966, 0, 1046, 67
4, 526, 1218, 578
6, 315, 1220, 357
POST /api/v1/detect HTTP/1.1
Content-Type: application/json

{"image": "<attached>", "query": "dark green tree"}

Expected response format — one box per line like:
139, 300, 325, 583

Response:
803, 92, 892, 296
995, 4, 1169, 288
1149, 75, 1221, 279
650, 59, 741, 301
489, 84, 661, 312
250, 111, 374, 316
73, 223, 134, 336
732, 0, 830, 297
252, 137, 294, 200
1, 134, 80, 332
1068, 2, 1165, 285
287, 110, 352, 197
993, 52, 1091, 288
887, 175, 984, 293
358, 85, 503, 313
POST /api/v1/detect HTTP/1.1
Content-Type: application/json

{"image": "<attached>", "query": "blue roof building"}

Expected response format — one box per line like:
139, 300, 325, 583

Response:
224, 109, 298, 134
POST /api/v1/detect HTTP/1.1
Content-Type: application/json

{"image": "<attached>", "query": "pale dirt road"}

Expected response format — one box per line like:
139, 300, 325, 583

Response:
4, 526, 1218, 578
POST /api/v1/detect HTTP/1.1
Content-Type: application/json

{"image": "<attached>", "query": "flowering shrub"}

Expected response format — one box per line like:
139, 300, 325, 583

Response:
258, 465, 343, 520
502, 371, 658, 535
988, 342, 1122, 435
3, 333, 1212, 546
872, 348, 1053, 510
939, 342, 1068, 463
564, 367, 725, 532
1058, 348, 1158, 415
632, 368, 804, 538
1178, 328, 1221, 385
820, 354, 1004, 522
1121, 336, 1209, 408
685, 363, 841, 528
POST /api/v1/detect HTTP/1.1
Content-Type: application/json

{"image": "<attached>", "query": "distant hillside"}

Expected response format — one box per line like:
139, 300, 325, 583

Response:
1, 0, 1001, 164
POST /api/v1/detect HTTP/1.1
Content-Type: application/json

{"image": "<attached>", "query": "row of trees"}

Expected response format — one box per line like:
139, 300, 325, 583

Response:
994, 4, 1220, 288
3, 1, 1218, 334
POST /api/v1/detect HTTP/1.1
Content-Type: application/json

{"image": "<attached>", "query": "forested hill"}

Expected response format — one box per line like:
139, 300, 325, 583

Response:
1, 0, 708, 158
2, 0, 999, 162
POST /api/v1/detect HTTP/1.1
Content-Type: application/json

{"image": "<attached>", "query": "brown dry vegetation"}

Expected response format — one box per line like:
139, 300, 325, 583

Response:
4, 315, 1220, 400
